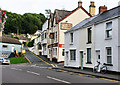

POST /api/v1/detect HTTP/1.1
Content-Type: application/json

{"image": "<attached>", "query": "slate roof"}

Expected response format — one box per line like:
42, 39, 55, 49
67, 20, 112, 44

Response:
55, 9, 72, 23
83, 6, 120, 28
65, 6, 120, 33
0, 36, 22, 45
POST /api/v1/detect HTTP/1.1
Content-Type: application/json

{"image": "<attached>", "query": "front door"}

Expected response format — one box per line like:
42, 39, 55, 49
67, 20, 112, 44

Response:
96, 50, 100, 62
80, 51, 84, 70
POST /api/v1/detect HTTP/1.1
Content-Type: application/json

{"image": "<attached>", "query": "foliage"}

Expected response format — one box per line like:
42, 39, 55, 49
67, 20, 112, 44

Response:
13, 36, 19, 40
27, 40, 34, 47
4, 10, 46, 34
10, 56, 28, 64
11, 35, 14, 38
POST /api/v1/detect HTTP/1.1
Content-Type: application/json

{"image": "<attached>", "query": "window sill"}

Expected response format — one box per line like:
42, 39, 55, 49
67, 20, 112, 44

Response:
86, 42, 92, 44
105, 38, 112, 40
103, 63, 113, 66
70, 60, 76, 62
86, 62, 92, 64
70, 43, 73, 45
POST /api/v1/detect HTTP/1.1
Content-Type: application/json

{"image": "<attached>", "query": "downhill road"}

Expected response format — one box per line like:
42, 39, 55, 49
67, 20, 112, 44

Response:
2, 50, 119, 85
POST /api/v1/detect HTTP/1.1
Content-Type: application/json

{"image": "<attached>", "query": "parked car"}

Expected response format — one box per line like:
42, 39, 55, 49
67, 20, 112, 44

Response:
0, 57, 4, 64
2, 58, 10, 65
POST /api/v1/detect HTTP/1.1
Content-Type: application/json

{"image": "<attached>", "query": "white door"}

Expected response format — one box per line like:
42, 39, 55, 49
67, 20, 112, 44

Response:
96, 50, 100, 62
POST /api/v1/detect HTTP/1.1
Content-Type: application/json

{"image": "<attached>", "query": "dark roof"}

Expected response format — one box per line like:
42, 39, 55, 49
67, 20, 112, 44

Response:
55, 9, 72, 23
2, 35, 11, 38
0, 36, 22, 45
83, 6, 120, 28
65, 6, 120, 33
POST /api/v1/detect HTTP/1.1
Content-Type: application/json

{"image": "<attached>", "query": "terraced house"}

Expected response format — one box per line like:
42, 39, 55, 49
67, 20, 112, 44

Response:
46, 1, 93, 62
64, 4, 120, 72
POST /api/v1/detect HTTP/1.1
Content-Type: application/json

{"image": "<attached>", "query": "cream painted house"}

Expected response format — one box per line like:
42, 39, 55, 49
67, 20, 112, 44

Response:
47, 1, 92, 62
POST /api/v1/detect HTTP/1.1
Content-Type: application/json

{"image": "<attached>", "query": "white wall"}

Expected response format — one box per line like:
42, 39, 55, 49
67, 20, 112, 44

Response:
95, 18, 119, 72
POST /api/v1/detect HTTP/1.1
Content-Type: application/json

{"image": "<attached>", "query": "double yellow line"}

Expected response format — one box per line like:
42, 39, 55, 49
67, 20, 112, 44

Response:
24, 55, 32, 64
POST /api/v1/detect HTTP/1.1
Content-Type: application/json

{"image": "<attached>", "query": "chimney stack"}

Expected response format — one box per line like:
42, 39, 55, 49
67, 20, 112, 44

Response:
119, 1, 120, 6
89, 1, 95, 16
99, 5, 107, 13
78, 0, 82, 7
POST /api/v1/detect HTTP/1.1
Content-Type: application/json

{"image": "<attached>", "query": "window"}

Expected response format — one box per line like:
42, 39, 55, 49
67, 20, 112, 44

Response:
55, 48, 57, 56
62, 49, 65, 56
2, 45, 8, 48
70, 33, 73, 43
87, 48, 92, 63
88, 28, 92, 43
106, 22, 112, 38
106, 47, 112, 64
38, 44, 42, 50
45, 33, 46, 39
55, 32, 57, 42
70, 50, 76, 60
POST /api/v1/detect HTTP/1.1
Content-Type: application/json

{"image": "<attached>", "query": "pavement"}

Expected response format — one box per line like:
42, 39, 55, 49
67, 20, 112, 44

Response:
52, 66, 120, 81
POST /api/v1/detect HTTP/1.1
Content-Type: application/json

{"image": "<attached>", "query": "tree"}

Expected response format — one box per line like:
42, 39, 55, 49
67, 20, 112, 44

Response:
3, 11, 46, 34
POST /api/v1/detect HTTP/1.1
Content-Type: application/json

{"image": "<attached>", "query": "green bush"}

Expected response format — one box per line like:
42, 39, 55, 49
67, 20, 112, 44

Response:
27, 40, 34, 47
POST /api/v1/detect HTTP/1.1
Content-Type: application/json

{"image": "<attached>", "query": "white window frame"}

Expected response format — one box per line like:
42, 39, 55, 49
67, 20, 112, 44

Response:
70, 32, 73, 44
70, 50, 76, 61
106, 47, 112, 64
105, 22, 112, 39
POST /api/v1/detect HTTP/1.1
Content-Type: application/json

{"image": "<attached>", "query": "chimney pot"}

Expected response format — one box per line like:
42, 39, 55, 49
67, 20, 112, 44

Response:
99, 5, 107, 13
78, 0, 82, 7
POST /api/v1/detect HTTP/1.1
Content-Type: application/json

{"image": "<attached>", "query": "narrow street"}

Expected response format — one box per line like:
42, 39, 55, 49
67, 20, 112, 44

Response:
2, 50, 119, 85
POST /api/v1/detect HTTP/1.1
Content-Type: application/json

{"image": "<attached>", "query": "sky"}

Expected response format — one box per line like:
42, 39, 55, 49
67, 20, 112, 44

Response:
0, 0, 120, 15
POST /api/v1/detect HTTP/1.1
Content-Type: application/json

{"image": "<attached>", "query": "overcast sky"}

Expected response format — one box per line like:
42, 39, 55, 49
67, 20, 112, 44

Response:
0, 0, 120, 15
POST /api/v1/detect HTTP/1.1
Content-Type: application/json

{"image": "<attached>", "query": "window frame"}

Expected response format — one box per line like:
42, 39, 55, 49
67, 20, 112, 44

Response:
105, 22, 112, 39
2, 45, 8, 49
106, 47, 112, 64
87, 48, 92, 64
87, 27, 92, 44
70, 50, 76, 61
70, 33, 73, 44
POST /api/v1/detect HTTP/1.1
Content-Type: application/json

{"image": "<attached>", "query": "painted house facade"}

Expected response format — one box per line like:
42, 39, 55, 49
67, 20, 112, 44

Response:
0, 36, 22, 58
41, 20, 48, 56
47, 1, 92, 62
64, 5, 120, 72
33, 31, 42, 55
94, 6, 120, 72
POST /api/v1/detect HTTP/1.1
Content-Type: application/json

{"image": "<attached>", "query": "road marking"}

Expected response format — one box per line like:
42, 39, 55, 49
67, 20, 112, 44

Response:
47, 76, 71, 84
11, 68, 22, 71
51, 64, 55, 67
27, 71, 40, 76
24, 55, 32, 64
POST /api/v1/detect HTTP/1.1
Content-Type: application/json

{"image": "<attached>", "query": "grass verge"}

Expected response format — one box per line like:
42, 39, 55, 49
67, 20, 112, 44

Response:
10, 56, 28, 64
